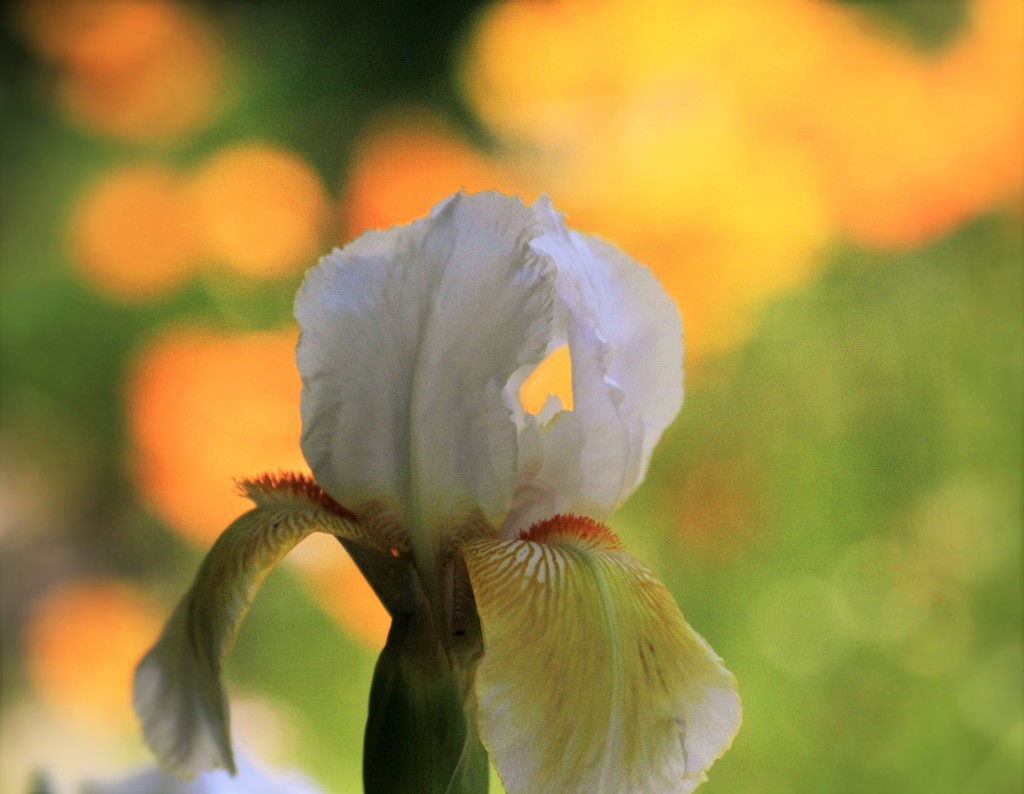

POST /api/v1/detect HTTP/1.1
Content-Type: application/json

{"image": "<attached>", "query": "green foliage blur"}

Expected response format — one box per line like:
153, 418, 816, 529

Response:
1, 1, 1021, 793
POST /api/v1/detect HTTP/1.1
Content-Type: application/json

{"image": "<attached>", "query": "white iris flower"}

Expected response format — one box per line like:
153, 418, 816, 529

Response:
133, 191, 741, 793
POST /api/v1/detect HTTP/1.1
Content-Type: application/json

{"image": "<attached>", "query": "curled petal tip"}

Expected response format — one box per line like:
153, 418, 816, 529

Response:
133, 601, 236, 778
236, 470, 355, 519
134, 479, 382, 779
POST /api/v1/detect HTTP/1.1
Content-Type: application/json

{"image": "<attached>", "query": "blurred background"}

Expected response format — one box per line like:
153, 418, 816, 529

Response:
0, 0, 1021, 791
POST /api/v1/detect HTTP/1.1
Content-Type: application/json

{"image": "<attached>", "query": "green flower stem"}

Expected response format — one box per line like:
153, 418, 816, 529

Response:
363, 577, 489, 794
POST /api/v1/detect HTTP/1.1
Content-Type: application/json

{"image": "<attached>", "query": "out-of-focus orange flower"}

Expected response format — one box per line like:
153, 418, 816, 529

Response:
69, 163, 199, 300
69, 142, 331, 299
128, 326, 306, 543
342, 107, 531, 239
21, 0, 175, 73
21, 0, 223, 143
677, 456, 761, 560
127, 326, 388, 645
24, 579, 162, 726
460, 0, 1023, 362
810, 0, 1024, 248
191, 144, 331, 279
292, 534, 392, 650
461, 0, 835, 363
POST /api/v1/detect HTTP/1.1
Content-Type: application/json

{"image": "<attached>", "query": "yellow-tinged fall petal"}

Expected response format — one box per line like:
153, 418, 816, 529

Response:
462, 515, 741, 794
133, 473, 393, 778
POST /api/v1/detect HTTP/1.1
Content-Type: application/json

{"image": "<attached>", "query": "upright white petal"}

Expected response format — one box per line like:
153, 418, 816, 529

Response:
506, 197, 684, 532
297, 192, 555, 563
297, 190, 681, 548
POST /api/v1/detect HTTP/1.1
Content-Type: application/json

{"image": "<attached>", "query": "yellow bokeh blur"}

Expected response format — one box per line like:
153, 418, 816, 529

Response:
24, 579, 162, 727
519, 344, 574, 416
191, 144, 331, 279
455, 0, 1023, 363
68, 142, 331, 300
69, 163, 199, 300
811, 0, 1024, 247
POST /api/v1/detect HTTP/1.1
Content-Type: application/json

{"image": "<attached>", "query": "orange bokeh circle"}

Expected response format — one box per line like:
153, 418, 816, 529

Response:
24, 579, 162, 726
126, 326, 390, 647
70, 163, 200, 301
191, 144, 330, 279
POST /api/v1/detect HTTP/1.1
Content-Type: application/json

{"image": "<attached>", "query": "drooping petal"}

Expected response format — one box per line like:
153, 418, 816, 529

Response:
462, 516, 741, 794
296, 191, 555, 566
134, 473, 394, 778
506, 198, 684, 532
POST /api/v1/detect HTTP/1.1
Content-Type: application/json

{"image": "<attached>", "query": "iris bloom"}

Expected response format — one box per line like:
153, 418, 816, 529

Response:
134, 191, 741, 793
